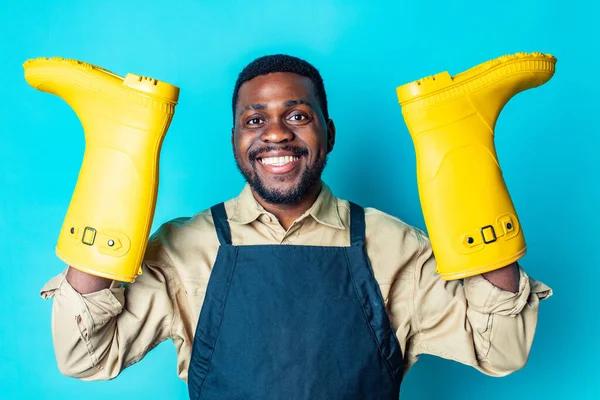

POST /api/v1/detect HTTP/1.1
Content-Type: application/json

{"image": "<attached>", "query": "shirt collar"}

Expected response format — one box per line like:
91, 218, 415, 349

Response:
227, 183, 265, 225
307, 182, 345, 229
228, 181, 345, 230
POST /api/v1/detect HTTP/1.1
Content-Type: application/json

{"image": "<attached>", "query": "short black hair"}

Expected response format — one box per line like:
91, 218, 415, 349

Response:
232, 54, 329, 124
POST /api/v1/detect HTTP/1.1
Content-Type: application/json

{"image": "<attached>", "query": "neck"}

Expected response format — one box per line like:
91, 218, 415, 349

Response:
252, 182, 322, 230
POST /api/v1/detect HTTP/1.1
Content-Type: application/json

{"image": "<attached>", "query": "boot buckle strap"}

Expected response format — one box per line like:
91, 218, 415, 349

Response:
481, 225, 497, 244
82, 227, 97, 245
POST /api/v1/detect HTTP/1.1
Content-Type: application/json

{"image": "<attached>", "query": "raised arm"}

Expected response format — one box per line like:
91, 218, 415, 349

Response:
40, 235, 177, 380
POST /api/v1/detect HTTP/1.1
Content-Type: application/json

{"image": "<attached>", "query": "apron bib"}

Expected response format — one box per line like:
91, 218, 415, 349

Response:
188, 202, 404, 400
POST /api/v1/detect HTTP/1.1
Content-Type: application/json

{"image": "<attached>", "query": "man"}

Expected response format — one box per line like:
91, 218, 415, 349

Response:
37, 54, 552, 399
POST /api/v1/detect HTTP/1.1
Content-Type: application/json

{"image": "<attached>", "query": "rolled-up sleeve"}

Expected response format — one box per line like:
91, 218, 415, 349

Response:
39, 238, 176, 380
404, 230, 552, 376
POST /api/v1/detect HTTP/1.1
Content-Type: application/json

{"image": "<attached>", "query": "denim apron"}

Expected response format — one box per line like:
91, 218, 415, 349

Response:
188, 202, 404, 399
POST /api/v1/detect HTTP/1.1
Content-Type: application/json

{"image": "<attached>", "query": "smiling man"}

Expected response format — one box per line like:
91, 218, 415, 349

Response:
232, 64, 333, 228
39, 54, 552, 399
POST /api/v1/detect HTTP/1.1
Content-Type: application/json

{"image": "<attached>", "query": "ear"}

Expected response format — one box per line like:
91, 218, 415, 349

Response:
326, 119, 336, 153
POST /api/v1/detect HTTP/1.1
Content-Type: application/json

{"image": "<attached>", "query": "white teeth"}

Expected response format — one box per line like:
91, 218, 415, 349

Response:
260, 156, 299, 166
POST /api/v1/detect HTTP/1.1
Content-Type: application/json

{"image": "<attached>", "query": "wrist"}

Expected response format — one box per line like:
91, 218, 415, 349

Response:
66, 266, 113, 294
481, 263, 520, 293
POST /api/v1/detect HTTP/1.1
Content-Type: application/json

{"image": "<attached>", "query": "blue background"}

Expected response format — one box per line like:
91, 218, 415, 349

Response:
0, 0, 597, 398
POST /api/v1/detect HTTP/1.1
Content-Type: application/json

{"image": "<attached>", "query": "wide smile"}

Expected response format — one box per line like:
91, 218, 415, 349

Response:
257, 155, 302, 175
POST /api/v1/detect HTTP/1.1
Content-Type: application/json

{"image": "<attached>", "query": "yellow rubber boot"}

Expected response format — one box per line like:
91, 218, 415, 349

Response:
24, 57, 179, 282
396, 52, 556, 280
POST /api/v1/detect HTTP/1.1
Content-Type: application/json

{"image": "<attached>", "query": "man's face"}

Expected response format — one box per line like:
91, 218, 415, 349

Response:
232, 72, 335, 205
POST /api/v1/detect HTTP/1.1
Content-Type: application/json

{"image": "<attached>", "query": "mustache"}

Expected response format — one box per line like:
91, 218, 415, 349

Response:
249, 145, 309, 160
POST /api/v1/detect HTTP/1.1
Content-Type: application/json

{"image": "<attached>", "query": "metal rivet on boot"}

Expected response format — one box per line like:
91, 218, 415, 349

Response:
108, 239, 115, 247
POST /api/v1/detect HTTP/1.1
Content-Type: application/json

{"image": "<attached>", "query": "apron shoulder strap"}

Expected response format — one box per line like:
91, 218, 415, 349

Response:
210, 202, 232, 245
348, 201, 366, 247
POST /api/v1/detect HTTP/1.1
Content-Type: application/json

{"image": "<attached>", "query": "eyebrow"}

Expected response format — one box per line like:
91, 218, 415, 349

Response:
238, 99, 314, 117
283, 99, 314, 108
238, 103, 266, 117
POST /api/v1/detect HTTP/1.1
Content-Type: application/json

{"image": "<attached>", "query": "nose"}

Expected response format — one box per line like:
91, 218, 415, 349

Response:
260, 119, 294, 143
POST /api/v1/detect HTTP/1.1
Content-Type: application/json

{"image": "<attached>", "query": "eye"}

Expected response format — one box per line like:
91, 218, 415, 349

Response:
246, 116, 265, 127
287, 113, 310, 124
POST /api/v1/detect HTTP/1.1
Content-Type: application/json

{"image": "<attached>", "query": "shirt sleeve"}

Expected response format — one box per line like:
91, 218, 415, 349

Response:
39, 236, 177, 380
402, 229, 552, 377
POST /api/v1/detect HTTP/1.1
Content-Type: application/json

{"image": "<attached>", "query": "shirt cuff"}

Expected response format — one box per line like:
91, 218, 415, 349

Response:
40, 269, 125, 335
463, 266, 552, 316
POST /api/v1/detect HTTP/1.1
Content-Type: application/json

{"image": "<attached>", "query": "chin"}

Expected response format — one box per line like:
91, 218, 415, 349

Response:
255, 182, 305, 205
264, 185, 299, 199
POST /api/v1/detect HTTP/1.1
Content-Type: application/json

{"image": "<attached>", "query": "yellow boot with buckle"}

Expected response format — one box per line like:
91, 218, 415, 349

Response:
24, 57, 180, 282
396, 52, 556, 280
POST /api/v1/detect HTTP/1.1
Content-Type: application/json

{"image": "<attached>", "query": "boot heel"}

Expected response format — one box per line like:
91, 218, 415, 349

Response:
123, 73, 179, 103
396, 71, 453, 105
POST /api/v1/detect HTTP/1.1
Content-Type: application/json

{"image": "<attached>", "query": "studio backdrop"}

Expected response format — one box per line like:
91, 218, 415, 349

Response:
0, 0, 597, 399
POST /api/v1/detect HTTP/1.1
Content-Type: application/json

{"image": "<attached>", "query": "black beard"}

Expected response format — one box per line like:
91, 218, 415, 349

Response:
234, 147, 327, 205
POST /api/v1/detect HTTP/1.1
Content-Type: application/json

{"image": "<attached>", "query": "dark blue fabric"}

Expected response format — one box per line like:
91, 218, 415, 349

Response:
188, 202, 404, 400
211, 202, 232, 245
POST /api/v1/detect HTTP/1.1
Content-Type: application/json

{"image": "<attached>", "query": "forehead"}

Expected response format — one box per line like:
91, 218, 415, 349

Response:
237, 72, 317, 106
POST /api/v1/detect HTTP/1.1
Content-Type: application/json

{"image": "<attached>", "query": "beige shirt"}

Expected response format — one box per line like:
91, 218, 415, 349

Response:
40, 182, 552, 383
